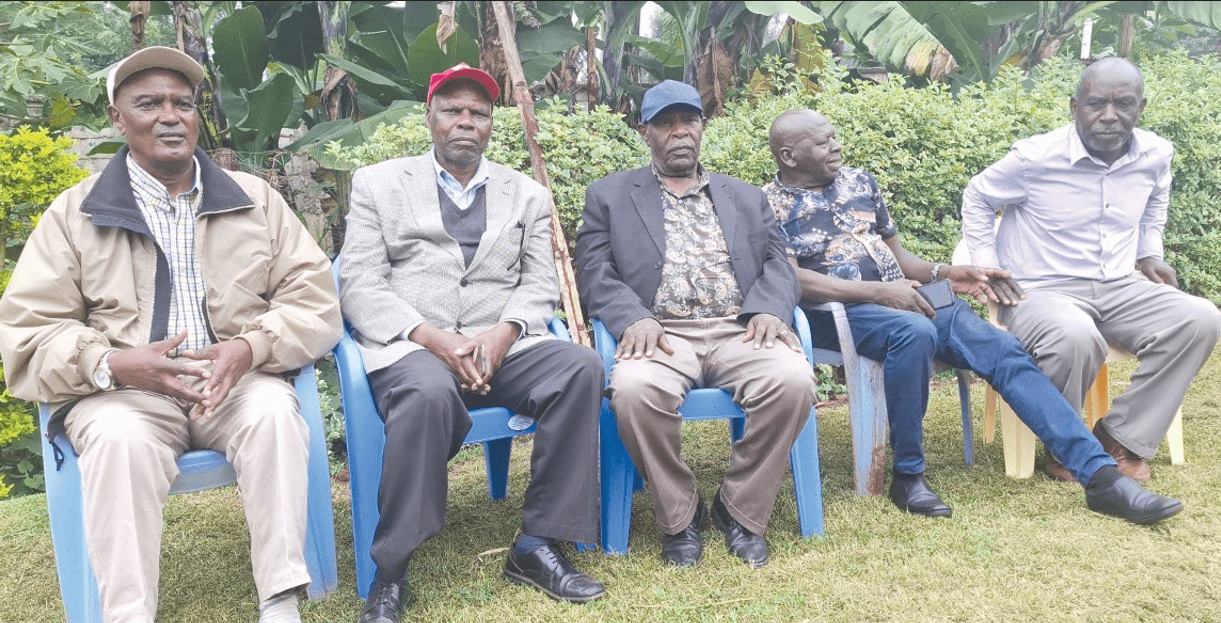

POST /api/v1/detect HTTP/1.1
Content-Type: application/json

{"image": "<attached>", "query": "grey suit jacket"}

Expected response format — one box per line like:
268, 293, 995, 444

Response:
575, 166, 800, 340
338, 154, 558, 372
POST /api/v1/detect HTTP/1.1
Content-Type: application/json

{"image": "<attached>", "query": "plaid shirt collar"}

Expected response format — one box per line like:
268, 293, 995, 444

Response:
126, 154, 203, 212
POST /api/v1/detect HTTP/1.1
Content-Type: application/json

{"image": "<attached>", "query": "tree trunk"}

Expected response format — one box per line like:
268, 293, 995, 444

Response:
586, 26, 597, 112
129, 1, 150, 51
490, 0, 590, 346
319, 1, 356, 121
1118, 15, 1135, 58
173, 1, 227, 151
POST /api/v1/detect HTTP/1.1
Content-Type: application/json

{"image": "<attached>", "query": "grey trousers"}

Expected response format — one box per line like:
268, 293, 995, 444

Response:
1000, 276, 1221, 457
606, 317, 816, 536
63, 371, 310, 623
366, 340, 603, 579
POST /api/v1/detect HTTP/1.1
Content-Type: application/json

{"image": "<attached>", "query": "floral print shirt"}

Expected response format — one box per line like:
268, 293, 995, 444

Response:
763, 167, 904, 283
650, 166, 744, 319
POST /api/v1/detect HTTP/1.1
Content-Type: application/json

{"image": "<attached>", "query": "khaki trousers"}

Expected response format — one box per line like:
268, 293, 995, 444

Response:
607, 317, 816, 536
1001, 276, 1221, 457
63, 370, 311, 623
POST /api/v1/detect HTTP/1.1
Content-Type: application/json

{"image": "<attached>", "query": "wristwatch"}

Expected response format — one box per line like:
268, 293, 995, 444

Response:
92, 349, 118, 390
930, 263, 947, 282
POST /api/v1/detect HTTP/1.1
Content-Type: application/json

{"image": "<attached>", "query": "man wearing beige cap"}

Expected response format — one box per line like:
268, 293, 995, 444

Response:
339, 63, 605, 622
0, 46, 341, 622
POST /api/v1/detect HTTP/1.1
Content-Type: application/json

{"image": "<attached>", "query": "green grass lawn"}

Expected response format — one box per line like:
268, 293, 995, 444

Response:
4, 352, 1220, 622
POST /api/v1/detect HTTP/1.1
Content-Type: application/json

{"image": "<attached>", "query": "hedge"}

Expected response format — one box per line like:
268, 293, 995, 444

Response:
329, 50, 1221, 305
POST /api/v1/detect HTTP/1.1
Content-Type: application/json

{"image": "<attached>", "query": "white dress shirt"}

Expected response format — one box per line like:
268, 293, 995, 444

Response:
432, 147, 490, 210
961, 124, 1174, 286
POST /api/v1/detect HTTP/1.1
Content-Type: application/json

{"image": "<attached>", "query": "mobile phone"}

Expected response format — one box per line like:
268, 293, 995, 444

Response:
916, 279, 956, 310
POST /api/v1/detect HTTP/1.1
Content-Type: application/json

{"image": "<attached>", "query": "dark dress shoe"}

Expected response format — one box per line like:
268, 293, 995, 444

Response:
504, 541, 606, 603
358, 575, 413, 623
661, 496, 709, 567
1086, 466, 1182, 525
1094, 423, 1152, 482
889, 471, 952, 518
711, 490, 769, 568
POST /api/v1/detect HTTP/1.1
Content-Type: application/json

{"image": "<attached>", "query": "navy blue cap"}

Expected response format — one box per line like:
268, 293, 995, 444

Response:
640, 80, 704, 123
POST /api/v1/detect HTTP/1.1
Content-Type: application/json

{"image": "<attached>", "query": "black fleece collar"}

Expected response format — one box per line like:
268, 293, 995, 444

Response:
79, 146, 257, 236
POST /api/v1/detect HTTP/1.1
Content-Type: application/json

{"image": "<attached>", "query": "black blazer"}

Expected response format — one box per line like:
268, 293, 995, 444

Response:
576, 166, 799, 340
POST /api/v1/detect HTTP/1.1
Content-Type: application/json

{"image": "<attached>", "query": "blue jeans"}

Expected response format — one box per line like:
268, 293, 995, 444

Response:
810, 299, 1115, 484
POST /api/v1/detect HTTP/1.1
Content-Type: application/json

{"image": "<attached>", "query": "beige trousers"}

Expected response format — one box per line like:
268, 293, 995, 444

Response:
63, 370, 311, 623
1001, 276, 1221, 457
607, 317, 816, 536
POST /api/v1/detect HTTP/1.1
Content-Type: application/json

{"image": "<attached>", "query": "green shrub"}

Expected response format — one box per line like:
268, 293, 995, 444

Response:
327, 51, 1221, 306
0, 127, 89, 498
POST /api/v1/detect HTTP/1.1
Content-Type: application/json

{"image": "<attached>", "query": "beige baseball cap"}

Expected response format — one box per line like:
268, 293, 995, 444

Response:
107, 46, 205, 105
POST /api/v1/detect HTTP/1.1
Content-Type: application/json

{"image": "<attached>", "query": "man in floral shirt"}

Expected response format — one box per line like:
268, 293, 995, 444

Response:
764, 108, 1181, 525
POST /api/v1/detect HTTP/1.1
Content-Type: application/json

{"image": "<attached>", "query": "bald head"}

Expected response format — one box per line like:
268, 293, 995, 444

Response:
1071, 57, 1147, 165
1076, 57, 1143, 100
769, 109, 842, 189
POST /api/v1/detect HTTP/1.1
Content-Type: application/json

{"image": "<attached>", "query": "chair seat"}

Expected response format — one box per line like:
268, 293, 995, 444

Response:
594, 311, 824, 555
40, 365, 338, 623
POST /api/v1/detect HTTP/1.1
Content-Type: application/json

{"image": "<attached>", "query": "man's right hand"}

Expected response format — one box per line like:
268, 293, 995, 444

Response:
409, 324, 485, 391
871, 279, 936, 318
108, 330, 209, 404
615, 317, 675, 360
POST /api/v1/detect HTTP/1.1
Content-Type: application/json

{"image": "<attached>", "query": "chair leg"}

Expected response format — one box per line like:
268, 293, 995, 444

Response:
999, 399, 1036, 478
1167, 406, 1185, 465
483, 439, 512, 500
984, 387, 997, 444
1084, 365, 1109, 429
599, 400, 636, 555
296, 366, 339, 600
849, 358, 887, 496
956, 370, 975, 467
788, 408, 824, 538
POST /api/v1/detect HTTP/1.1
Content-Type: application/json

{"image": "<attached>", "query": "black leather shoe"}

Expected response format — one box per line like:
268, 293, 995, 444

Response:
1086, 467, 1183, 525
504, 541, 606, 603
711, 490, 769, 568
889, 471, 952, 518
661, 496, 709, 567
358, 573, 413, 623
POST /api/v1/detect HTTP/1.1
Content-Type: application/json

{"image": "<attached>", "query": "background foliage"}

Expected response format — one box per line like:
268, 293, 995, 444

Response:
331, 49, 1221, 305
0, 127, 89, 498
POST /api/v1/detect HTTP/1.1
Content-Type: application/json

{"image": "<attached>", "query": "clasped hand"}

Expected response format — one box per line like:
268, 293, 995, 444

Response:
108, 330, 253, 421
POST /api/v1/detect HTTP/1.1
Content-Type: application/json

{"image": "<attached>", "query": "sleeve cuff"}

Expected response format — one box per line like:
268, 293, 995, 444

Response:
236, 331, 272, 369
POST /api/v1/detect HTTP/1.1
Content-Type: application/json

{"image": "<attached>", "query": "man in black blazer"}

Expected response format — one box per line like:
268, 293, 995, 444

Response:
576, 80, 817, 569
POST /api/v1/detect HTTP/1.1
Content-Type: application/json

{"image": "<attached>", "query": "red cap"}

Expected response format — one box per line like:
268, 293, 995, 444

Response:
427, 62, 499, 104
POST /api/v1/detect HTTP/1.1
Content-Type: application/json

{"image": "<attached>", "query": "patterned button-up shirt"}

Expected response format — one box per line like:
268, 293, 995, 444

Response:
128, 155, 210, 355
763, 167, 904, 283
650, 165, 744, 319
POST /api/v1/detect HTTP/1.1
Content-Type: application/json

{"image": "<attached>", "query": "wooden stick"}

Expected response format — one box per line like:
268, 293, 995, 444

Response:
490, 1, 590, 346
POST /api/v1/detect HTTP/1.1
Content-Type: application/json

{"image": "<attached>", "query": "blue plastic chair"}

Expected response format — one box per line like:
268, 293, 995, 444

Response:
332, 262, 582, 598
38, 365, 338, 623
807, 301, 976, 496
595, 309, 825, 555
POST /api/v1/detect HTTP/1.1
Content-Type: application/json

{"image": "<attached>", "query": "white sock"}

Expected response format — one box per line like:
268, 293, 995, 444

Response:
258, 589, 301, 623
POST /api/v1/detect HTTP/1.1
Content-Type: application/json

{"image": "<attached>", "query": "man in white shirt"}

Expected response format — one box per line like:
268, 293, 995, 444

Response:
962, 57, 1221, 482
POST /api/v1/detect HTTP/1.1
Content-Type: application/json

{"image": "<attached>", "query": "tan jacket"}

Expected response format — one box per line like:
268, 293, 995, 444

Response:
0, 148, 342, 404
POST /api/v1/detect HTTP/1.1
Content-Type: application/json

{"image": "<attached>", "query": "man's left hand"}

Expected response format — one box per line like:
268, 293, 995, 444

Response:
182, 338, 253, 421
1138, 257, 1179, 288
452, 322, 519, 395
742, 313, 802, 351
943, 265, 1026, 306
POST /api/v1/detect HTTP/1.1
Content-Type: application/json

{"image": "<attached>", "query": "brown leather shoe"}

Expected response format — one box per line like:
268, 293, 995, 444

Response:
1042, 456, 1077, 483
1094, 423, 1152, 482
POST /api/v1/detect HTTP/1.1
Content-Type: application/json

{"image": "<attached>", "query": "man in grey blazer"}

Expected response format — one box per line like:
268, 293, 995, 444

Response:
576, 80, 817, 569
339, 64, 605, 622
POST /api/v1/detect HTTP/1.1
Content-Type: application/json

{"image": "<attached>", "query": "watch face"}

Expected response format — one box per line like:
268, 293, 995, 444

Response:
93, 369, 111, 389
